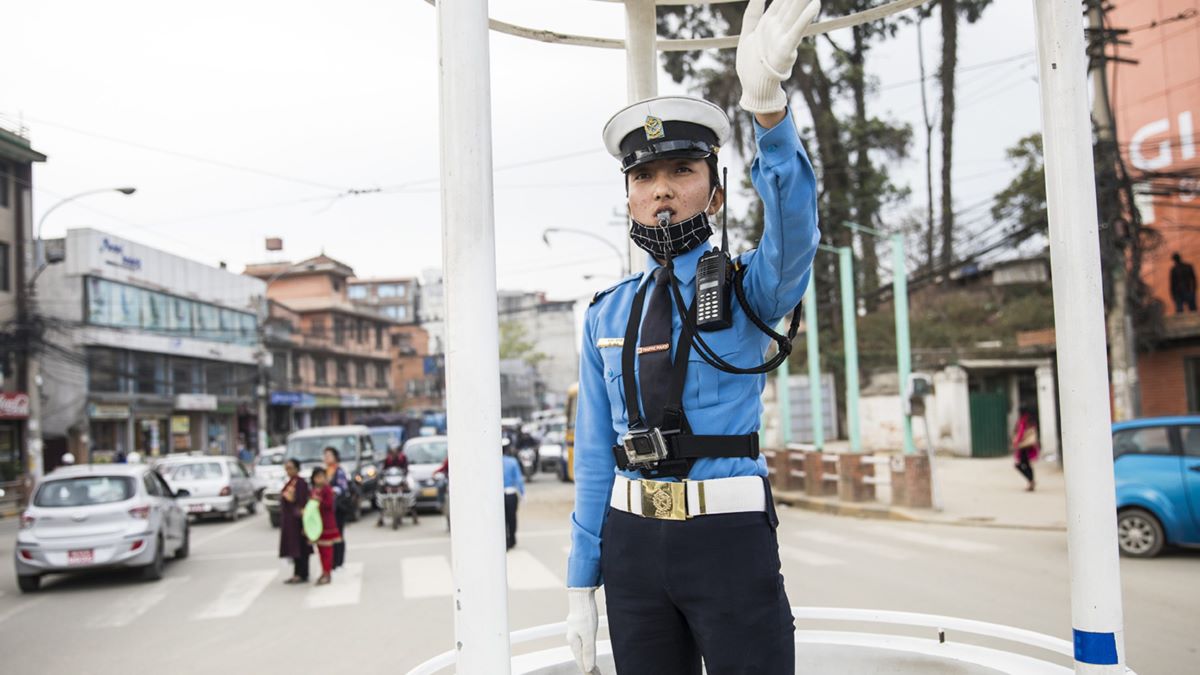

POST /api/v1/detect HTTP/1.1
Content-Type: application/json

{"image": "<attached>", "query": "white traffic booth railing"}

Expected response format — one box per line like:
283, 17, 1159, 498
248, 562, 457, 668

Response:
421, 0, 1136, 673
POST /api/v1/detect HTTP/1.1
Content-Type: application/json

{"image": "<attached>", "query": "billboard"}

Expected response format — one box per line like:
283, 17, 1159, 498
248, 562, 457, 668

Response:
1110, 0, 1200, 311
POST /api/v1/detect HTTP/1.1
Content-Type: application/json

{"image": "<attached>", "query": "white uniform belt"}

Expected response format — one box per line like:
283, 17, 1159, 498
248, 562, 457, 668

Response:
609, 475, 766, 521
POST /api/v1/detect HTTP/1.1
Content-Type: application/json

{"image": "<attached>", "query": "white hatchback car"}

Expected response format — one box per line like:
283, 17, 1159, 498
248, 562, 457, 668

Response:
157, 456, 257, 521
15, 465, 189, 592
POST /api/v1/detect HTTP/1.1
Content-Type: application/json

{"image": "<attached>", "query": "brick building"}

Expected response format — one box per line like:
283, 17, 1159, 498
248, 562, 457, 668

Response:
244, 254, 396, 439
1110, 0, 1200, 415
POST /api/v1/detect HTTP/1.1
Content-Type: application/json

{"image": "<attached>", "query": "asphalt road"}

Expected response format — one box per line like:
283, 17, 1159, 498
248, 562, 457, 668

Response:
1, 477, 1195, 674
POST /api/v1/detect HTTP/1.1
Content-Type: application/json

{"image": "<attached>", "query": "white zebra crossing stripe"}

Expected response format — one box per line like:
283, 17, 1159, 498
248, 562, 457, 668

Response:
779, 545, 842, 567
193, 569, 278, 620
403, 555, 454, 599
305, 562, 364, 608
866, 527, 998, 554
506, 549, 563, 590
800, 530, 912, 560
0, 596, 46, 625
87, 577, 190, 628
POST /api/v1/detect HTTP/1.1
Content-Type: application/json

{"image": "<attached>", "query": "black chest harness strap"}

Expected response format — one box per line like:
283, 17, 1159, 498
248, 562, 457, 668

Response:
612, 263, 759, 480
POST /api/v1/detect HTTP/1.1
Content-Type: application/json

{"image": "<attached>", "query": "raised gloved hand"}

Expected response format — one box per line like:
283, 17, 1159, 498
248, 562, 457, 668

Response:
737, 0, 823, 114
565, 586, 600, 674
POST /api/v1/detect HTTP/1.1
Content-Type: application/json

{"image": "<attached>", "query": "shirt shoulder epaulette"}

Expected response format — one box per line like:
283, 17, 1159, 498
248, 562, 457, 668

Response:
590, 271, 643, 307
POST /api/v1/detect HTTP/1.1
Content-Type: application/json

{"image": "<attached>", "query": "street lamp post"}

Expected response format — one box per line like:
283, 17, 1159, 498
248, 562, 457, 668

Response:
542, 227, 629, 277
26, 186, 136, 480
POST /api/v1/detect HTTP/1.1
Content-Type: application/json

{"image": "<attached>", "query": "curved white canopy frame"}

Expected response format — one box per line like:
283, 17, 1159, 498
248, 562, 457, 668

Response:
424, 0, 932, 51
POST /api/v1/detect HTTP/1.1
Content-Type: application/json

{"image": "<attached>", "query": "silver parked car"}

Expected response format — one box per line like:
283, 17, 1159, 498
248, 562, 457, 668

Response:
404, 435, 449, 513
157, 456, 257, 521
15, 465, 189, 592
252, 447, 287, 500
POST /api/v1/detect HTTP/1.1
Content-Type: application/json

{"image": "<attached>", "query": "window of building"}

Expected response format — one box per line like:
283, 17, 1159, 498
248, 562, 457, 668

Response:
348, 285, 368, 300
311, 319, 325, 337
0, 242, 9, 293
356, 320, 364, 343
376, 363, 388, 388
0, 162, 9, 208
291, 353, 303, 384
378, 284, 398, 298
375, 324, 383, 349
1187, 358, 1200, 413
172, 359, 200, 395
336, 360, 350, 386
313, 357, 328, 386
204, 361, 230, 396
87, 348, 126, 392
269, 351, 288, 385
333, 279, 342, 292
134, 353, 166, 395
356, 362, 367, 387
334, 318, 345, 345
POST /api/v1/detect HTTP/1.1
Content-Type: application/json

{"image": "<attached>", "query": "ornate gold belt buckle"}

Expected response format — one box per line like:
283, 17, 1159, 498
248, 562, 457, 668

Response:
640, 479, 688, 520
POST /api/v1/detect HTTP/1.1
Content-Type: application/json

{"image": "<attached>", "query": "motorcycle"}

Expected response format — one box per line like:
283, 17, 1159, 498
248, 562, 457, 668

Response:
517, 446, 538, 480
375, 467, 418, 530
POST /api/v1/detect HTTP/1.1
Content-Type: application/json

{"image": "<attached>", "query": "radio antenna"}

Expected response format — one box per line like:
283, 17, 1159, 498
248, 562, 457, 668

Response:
721, 166, 729, 254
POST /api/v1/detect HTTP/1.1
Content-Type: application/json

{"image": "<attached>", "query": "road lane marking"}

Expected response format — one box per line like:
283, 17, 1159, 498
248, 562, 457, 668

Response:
864, 527, 998, 554
402, 555, 454, 598
506, 549, 563, 590
779, 545, 842, 567
305, 562, 364, 608
193, 569, 278, 620
799, 530, 911, 560
87, 577, 190, 628
191, 517, 261, 548
0, 596, 46, 625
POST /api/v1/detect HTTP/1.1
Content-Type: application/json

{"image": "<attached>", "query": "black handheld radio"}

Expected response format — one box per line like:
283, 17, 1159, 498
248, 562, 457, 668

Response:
696, 166, 733, 331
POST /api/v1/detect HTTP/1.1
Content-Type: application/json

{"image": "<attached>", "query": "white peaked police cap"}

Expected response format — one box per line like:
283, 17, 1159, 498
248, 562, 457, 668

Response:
602, 95, 732, 173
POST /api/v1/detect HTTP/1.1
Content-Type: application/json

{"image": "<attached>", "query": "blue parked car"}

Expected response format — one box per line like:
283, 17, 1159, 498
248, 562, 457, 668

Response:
1112, 416, 1200, 557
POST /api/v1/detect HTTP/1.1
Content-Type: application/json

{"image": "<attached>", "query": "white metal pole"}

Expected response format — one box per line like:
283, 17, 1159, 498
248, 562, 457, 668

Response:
436, 0, 511, 671
623, 0, 658, 277
1032, 2, 1126, 672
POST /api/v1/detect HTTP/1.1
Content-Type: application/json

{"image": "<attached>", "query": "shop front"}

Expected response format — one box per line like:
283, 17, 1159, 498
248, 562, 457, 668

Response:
0, 393, 30, 482
87, 402, 132, 462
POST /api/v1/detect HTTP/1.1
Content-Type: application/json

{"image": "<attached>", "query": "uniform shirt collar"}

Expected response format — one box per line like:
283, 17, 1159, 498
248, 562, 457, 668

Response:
640, 239, 712, 289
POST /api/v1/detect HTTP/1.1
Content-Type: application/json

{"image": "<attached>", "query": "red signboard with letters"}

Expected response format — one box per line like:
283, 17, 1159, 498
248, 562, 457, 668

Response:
0, 393, 30, 419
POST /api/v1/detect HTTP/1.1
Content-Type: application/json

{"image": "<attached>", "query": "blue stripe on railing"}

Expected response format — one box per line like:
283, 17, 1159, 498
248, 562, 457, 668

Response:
1073, 629, 1119, 665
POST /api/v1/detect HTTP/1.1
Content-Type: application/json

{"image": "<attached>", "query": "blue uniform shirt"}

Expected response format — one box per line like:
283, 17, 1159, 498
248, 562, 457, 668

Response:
568, 108, 820, 588
502, 455, 526, 496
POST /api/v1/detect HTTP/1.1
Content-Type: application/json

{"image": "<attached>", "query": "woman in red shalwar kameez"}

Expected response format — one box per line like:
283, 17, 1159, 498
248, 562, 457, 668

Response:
308, 467, 342, 585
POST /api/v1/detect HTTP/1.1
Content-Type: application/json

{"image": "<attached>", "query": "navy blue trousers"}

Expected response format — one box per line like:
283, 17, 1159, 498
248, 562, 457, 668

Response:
600, 508, 795, 674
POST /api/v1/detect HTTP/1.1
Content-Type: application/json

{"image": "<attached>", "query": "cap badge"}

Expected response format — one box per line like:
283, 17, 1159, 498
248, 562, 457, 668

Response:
644, 116, 665, 140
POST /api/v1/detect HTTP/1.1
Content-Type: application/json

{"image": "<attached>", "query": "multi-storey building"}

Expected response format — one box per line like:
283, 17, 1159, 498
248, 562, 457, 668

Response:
389, 324, 443, 412
348, 276, 419, 324
245, 254, 396, 437
0, 124, 46, 480
497, 290, 579, 409
36, 229, 264, 465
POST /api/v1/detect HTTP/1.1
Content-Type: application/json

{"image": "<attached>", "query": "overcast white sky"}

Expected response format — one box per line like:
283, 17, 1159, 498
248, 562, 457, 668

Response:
2, 0, 1040, 305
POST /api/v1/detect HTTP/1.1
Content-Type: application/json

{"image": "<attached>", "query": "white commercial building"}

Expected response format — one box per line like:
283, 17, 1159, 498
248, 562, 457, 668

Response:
36, 228, 266, 463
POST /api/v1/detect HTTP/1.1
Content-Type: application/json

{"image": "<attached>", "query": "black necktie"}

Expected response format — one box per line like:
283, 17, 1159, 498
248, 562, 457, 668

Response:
639, 267, 674, 429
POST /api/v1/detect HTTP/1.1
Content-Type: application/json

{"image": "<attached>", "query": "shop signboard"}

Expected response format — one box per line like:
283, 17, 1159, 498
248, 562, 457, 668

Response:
314, 396, 342, 408
88, 403, 131, 420
175, 393, 218, 411
1110, 0, 1200, 304
271, 391, 305, 406
170, 415, 191, 435
0, 393, 30, 419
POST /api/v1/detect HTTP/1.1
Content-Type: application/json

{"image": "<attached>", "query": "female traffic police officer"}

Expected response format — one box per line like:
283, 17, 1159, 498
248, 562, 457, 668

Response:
565, 0, 821, 673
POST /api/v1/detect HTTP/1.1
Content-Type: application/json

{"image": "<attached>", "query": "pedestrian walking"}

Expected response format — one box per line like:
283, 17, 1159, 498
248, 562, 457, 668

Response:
279, 459, 312, 584
1170, 252, 1197, 313
1013, 408, 1040, 492
564, 1, 821, 672
324, 446, 351, 569
308, 466, 341, 585
502, 445, 526, 550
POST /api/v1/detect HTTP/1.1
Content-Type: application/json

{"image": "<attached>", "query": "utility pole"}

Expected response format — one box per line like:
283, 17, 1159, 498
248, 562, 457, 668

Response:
1088, 0, 1139, 422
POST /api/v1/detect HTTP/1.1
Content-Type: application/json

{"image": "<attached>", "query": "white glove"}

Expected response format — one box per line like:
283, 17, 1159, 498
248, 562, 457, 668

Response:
565, 586, 600, 674
736, 0, 823, 114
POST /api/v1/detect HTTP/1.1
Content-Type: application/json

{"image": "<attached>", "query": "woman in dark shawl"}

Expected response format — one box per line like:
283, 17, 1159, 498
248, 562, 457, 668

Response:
279, 459, 312, 584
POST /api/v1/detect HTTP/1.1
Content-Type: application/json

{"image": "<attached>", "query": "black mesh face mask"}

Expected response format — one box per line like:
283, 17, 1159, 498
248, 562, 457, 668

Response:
627, 187, 717, 258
